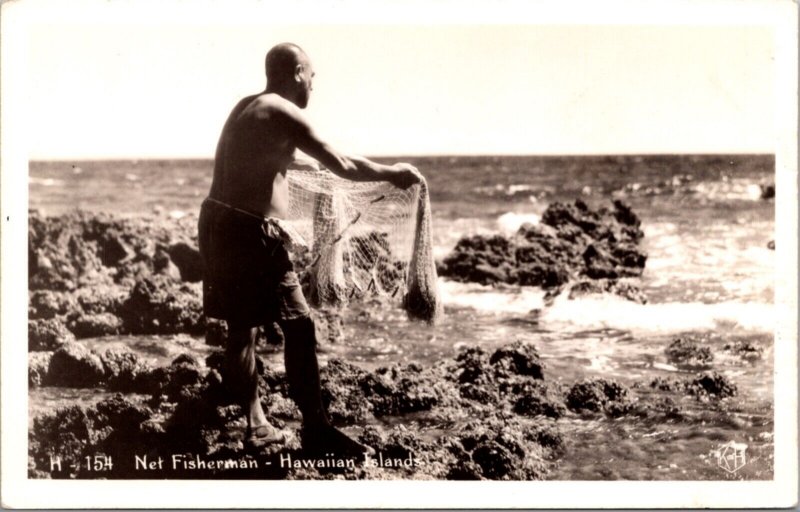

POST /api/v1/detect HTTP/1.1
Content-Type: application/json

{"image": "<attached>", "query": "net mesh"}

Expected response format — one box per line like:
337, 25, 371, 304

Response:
285, 165, 442, 323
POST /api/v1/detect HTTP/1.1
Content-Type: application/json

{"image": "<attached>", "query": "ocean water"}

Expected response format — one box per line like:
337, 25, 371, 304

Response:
29, 154, 775, 479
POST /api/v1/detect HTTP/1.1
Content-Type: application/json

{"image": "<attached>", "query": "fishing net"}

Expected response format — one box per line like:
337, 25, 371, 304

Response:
285, 164, 442, 323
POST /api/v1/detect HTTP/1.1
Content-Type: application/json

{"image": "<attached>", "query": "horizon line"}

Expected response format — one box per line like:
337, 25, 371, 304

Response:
29, 151, 776, 163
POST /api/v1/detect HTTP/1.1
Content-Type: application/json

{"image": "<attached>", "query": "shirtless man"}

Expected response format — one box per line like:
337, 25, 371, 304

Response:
198, 43, 419, 456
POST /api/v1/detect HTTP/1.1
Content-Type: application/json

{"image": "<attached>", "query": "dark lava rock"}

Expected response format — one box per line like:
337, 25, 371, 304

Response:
454, 414, 551, 480
148, 355, 207, 404
472, 441, 516, 479
29, 318, 75, 351
69, 313, 123, 338
73, 285, 128, 315
28, 290, 79, 319
455, 346, 490, 384
29, 406, 95, 477
440, 235, 515, 285
320, 359, 374, 424
101, 347, 154, 392
722, 341, 764, 361
167, 242, 203, 282
566, 379, 631, 414
512, 381, 566, 419
489, 340, 544, 379
29, 212, 108, 291
29, 394, 155, 478
665, 337, 714, 368
321, 359, 451, 423
688, 372, 737, 399
760, 183, 775, 200
47, 342, 106, 387
439, 200, 646, 293
118, 276, 204, 335
29, 351, 53, 387
365, 363, 442, 416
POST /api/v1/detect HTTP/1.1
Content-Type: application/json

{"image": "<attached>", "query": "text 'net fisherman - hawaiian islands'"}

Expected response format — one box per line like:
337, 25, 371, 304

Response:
283, 160, 442, 323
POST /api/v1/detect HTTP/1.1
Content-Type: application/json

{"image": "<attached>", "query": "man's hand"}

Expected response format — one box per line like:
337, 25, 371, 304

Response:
386, 163, 422, 190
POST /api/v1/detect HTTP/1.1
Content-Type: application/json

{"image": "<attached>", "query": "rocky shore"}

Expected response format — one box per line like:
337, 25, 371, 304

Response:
29, 333, 753, 480
27, 203, 762, 480
438, 199, 648, 303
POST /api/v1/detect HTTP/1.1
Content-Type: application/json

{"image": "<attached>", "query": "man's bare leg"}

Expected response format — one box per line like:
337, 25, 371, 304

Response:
225, 325, 280, 443
281, 316, 373, 456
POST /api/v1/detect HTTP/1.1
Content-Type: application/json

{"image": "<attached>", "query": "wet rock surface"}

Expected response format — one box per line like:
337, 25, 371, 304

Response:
29, 341, 570, 479
28, 332, 758, 480
29, 318, 75, 351
439, 200, 647, 300
665, 337, 714, 369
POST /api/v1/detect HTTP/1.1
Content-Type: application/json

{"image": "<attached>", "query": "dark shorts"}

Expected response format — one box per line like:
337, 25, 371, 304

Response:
198, 198, 310, 328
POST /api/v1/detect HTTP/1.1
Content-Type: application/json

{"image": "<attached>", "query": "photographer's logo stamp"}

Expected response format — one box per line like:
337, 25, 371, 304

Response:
716, 441, 747, 474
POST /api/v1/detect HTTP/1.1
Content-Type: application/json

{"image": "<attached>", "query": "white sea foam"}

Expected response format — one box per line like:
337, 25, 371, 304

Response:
541, 294, 773, 333
439, 279, 773, 333
29, 177, 64, 187
693, 179, 766, 202
496, 211, 541, 235
439, 279, 547, 315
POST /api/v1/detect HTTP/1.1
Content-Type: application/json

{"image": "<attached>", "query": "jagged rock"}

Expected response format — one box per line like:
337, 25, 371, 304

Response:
28, 210, 193, 291
28, 395, 155, 478
320, 359, 374, 423
489, 341, 544, 379
101, 347, 154, 392
28, 290, 78, 320
439, 200, 646, 294
512, 381, 566, 419
117, 277, 204, 335
73, 285, 127, 315
29, 318, 75, 351
69, 313, 123, 338
440, 235, 516, 285
722, 341, 764, 361
760, 183, 775, 200
29, 406, 95, 477
29, 342, 567, 480
455, 415, 551, 480
29, 351, 53, 387
566, 379, 631, 415
688, 372, 737, 398
47, 342, 106, 387
665, 337, 714, 368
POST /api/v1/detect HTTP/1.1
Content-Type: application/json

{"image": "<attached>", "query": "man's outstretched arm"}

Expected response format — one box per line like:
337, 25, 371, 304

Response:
279, 103, 420, 189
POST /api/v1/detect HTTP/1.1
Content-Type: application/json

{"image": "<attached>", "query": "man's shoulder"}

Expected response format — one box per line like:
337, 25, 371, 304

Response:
251, 93, 297, 113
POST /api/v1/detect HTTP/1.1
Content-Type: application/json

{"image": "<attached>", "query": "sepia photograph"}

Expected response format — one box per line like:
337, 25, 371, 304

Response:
2, 0, 797, 508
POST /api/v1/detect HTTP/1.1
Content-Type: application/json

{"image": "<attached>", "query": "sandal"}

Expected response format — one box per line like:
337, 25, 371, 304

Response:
245, 424, 285, 449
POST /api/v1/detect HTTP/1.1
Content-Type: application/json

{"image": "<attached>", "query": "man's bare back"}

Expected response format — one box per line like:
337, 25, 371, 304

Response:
209, 93, 298, 218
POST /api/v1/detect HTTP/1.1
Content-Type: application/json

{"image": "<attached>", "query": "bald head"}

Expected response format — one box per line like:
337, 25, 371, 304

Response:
265, 43, 307, 85
264, 43, 314, 108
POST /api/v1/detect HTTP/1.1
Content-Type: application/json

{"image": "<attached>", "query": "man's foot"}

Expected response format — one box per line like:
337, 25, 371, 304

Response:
301, 424, 375, 458
245, 423, 285, 449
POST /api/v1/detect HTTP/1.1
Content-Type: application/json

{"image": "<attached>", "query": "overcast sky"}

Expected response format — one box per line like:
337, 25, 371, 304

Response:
23, 10, 775, 159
